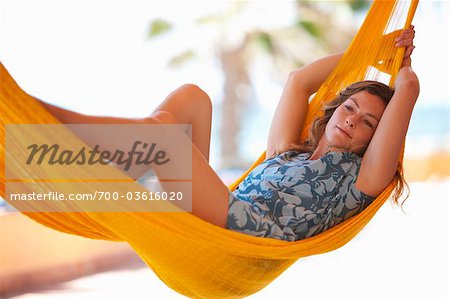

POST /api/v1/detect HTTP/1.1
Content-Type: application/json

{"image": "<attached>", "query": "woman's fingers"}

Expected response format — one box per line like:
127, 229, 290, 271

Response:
397, 39, 414, 47
395, 26, 415, 47
398, 25, 415, 67
395, 31, 415, 42
397, 32, 415, 42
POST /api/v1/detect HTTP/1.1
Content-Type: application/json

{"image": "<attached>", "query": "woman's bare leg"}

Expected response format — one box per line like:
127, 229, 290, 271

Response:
141, 84, 230, 227
35, 84, 212, 162
149, 84, 213, 162
34, 86, 230, 228
154, 112, 230, 228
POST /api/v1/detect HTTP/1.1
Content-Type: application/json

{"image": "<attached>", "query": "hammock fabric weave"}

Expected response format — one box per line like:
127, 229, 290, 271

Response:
0, 0, 418, 298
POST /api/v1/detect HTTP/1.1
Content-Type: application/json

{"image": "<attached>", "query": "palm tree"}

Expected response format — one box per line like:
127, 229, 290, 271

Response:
146, 0, 370, 170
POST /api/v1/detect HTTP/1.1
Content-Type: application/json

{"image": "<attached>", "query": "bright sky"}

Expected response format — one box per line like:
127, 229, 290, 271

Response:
0, 1, 298, 115
1, 1, 448, 108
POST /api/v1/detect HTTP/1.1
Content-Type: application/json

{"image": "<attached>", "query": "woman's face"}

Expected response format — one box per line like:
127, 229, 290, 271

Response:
324, 90, 386, 154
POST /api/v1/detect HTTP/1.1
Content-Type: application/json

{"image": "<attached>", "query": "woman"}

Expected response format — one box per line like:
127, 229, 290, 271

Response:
37, 26, 419, 242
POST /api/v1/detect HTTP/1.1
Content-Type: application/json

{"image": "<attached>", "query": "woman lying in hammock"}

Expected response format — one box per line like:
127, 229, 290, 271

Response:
37, 26, 419, 242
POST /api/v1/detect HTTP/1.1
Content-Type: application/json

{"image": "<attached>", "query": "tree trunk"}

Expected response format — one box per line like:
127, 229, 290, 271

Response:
218, 36, 253, 169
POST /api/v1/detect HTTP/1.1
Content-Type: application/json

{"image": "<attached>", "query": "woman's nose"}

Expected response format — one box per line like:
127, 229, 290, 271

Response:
345, 116, 356, 128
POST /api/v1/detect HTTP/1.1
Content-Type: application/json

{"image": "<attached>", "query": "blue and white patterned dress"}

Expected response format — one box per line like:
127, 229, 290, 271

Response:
226, 150, 376, 242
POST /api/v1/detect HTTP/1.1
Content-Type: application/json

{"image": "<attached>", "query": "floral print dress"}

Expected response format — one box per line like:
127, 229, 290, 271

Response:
226, 150, 376, 242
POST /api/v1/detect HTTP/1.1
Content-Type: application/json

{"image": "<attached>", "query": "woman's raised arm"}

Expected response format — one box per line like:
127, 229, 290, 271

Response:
289, 51, 345, 95
355, 25, 417, 196
266, 51, 345, 159
356, 66, 420, 197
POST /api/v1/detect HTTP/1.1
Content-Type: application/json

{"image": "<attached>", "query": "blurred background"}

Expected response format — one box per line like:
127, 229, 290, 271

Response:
0, 0, 448, 298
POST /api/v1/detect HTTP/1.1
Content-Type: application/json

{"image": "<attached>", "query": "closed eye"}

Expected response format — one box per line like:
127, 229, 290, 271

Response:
344, 105, 353, 111
364, 119, 374, 128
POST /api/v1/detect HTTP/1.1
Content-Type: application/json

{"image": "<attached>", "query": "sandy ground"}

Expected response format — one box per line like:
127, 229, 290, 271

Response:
402, 151, 450, 182
0, 214, 143, 298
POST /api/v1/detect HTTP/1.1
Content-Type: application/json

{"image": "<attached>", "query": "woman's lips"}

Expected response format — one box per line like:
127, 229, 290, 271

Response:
336, 126, 352, 139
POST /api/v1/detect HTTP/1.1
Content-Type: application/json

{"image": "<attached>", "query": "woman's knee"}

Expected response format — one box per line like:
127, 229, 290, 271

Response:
152, 111, 178, 124
176, 84, 212, 112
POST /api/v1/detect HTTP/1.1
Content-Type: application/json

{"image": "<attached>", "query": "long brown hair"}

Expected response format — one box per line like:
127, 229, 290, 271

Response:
267, 80, 410, 210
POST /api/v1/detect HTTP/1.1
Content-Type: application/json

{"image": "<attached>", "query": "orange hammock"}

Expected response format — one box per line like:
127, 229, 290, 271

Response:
0, 0, 419, 298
